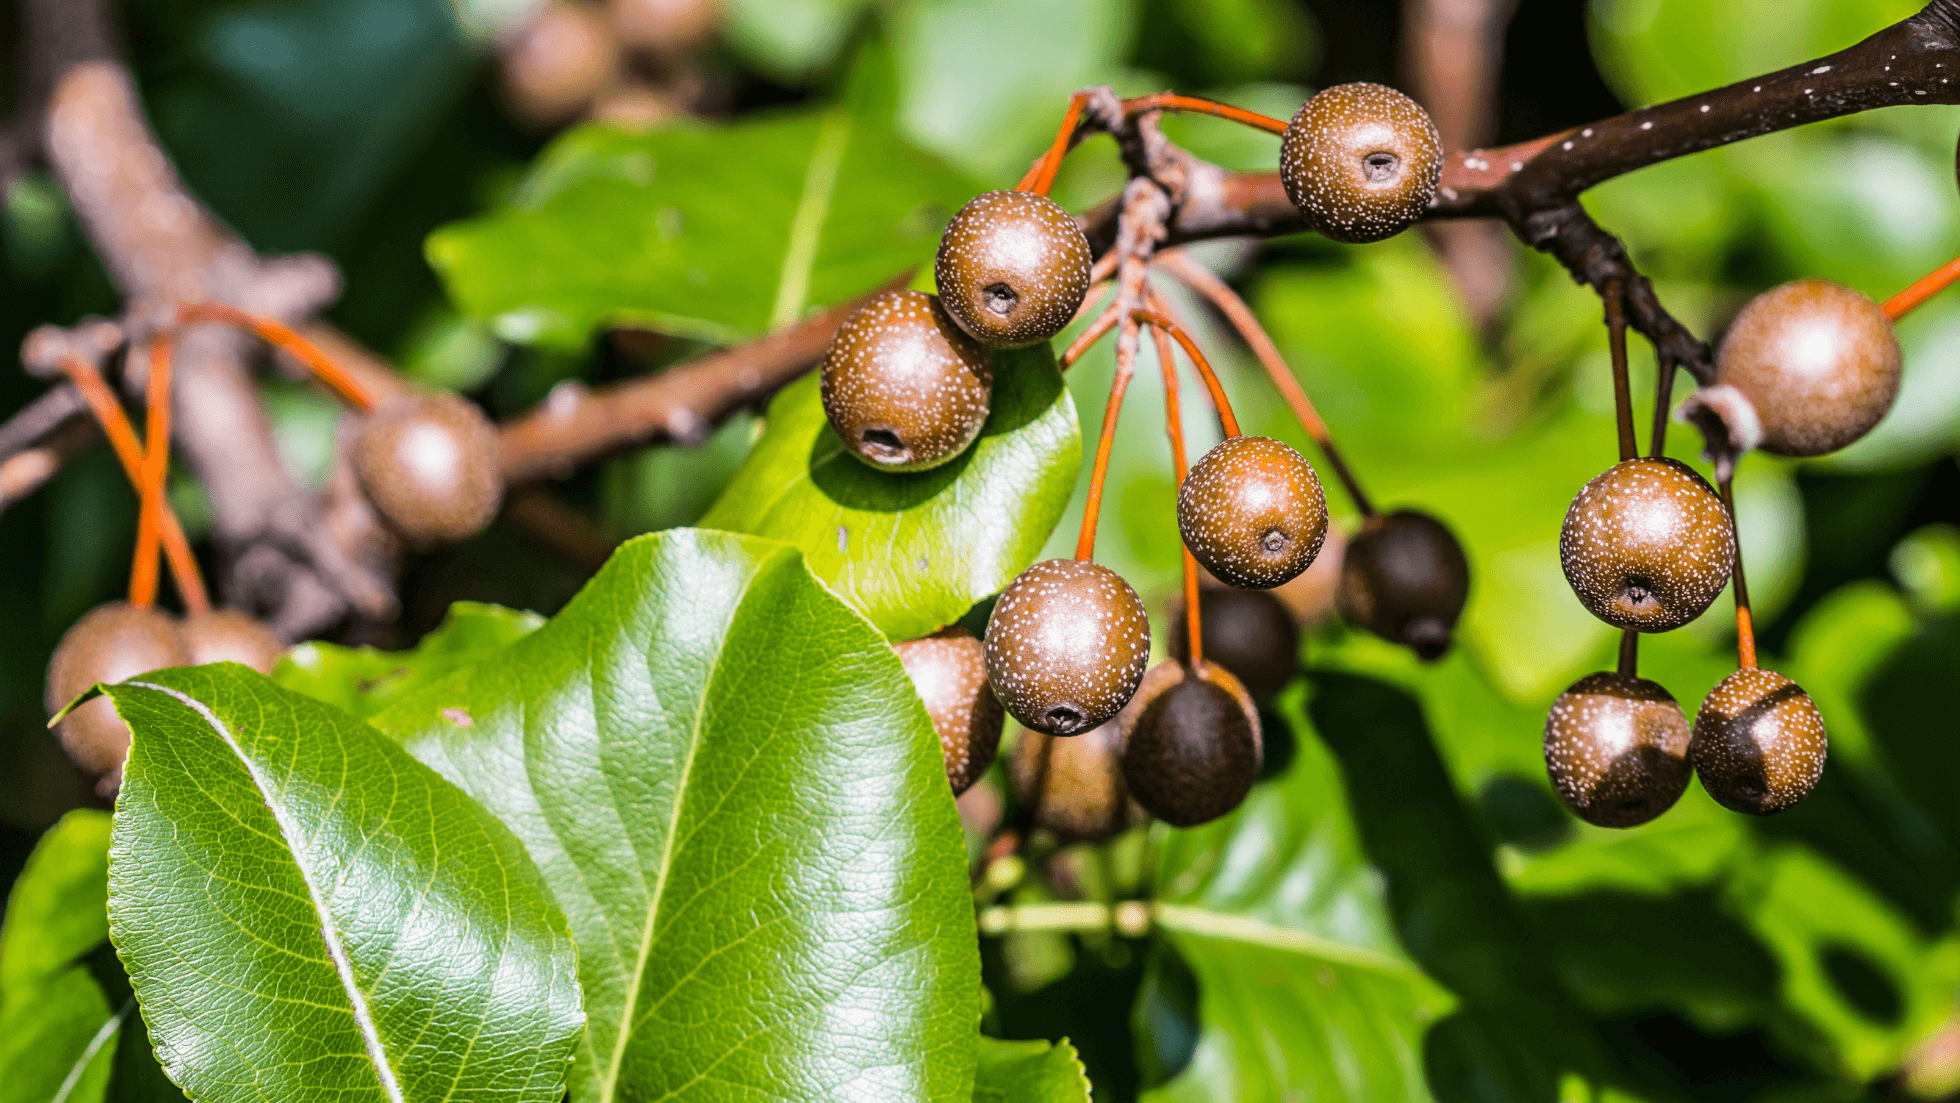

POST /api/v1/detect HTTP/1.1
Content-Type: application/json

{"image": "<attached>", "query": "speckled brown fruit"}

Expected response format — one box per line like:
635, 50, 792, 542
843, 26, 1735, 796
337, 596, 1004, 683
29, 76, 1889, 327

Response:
819, 290, 993, 471
934, 190, 1093, 348
1689, 668, 1827, 815
179, 609, 284, 674
1120, 660, 1262, 828
984, 559, 1150, 736
1010, 721, 1134, 842
46, 603, 191, 796
353, 393, 504, 545
1170, 588, 1299, 699
501, 0, 620, 125
1543, 671, 1692, 828
1262, 524, 1345, 627
1178, 435, 1328, 590
895, 626, 1004, 795
1280, 83, 1442, 245
1715, 279, 1902, 457
1338, 510, 1470, 661
1560, 458, 1734, 633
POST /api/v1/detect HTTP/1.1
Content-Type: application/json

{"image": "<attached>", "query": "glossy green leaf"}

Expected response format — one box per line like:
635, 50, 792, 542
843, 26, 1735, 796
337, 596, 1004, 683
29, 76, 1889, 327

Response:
369, 529, 980, 1102
104, 665, 583, 1103
273, 601, 543, 718
973, 1037, 1092, 1103
701, 345, 1079, 640
427, 110, 980, 349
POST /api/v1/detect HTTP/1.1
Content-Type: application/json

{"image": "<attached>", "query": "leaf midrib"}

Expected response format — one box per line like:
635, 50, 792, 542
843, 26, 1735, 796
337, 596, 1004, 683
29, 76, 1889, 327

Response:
1151, 903, 1422, 978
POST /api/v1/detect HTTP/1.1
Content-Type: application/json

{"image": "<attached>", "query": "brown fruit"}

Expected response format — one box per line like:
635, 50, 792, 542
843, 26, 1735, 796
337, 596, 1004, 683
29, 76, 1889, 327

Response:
1559, 458, 1734, 633
46, 603, 191, 795
1169, 588, 1299, 699
1178, 436, 1328, 589
501, 0, 620, 125
1715, 279, 1903, 457
819, 290, 993, 472
1338, 510, 1470, 661
179, 609, 285, 674
984, 559, 1150, 736
1120, 660, 1262, 828
353, 393, 504, 545
934, 190, 1093, 348
1689, 668, 1827, 815
1263, 523, 1345, 627
1280, 83, 1442, 244
606, 0, 719, 53
1010, 721, 1134, 843
895, 627, 1004, 795
1542, 671, 1693, 828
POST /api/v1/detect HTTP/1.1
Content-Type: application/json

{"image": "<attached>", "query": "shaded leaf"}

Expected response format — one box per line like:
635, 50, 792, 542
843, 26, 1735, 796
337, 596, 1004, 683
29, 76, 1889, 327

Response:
702, 345, 1079, 640
274, 601, 543, 718
370, 530, 980, 1102
974, 1037, 1092, 1103
105, 665, 583, 1103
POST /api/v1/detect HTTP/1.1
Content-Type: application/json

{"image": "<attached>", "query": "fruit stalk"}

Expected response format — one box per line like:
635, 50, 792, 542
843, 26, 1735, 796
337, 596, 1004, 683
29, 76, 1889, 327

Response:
177, 302, 378, 413
1718, 475, 1757, 670
1650, 358, 1676, 459
1605, 279, 1637, 463
1617, 629, 1637, 678
1883, 253, 1960, 320
1119, 93, 1290, 137
1019, 91, 1091, 196
1074, 316, 1140, 561
1150, 320, 1204, 670
128, 331, 173, 608
1130, 309, 1239, 437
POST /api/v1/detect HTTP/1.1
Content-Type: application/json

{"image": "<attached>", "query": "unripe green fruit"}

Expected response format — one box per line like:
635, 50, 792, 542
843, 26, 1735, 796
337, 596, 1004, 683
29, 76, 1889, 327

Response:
1169, 588, 1299, 699
984, 559, 1150, 736
934, 190, 1093, 348
1559, 458, 1733, 633
1009, 721, 1134, 843
1542, 671, 1692, 828
46, 603, 190, 795
1338, 509, 1469, 661
1690, 668, 1827, 815
895, 626, 1003, 795
1120, 659, 1261, 828
1715, 279, 1902, 457
820, 290, 993, 472
353, 393, 504, 546
1178, 435, 1328, 589
1280, 83, 1442, 244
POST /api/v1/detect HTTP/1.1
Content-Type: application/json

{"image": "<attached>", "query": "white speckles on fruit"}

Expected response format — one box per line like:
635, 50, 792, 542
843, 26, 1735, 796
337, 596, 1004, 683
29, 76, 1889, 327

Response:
1715, 279, 1902, 457
1690, 668, 1827, 815
895, 626, 1003, 794
1543, 671, 1692, 828
1280, 83, 1442, 244
353, 393, 504, 545
984, 559, 1150, 735
1178, 436, 1328, 589
819, 290, 993, 472
1559, 457, 1734, 632
934, 190, 1093, 348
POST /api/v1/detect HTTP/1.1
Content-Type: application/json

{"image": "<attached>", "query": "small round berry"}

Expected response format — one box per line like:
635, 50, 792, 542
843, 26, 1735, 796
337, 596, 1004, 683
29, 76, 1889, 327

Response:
1690, 668, 1827, 815
895, 627, 1004, 795
1169, 588, 1299, 699
1264, 524, 1346, 627
179, 609, 285, 674
1178, 436, 1328, 590
820, 290, 993, 472
46, 603, 191, 795
1280, 83, 1442, 244
1560, 458, 1734, 633
1715, 279, 1902, 457
1338, 510, 1470, 661
934, 190, 1093, 348
1120, 660, 1262, 828
983, 559, 1150, 736
1543, 671, 1692, 828
353, 392, 504, 546
1010, 721, 1134, 842
501, 0, 620, 125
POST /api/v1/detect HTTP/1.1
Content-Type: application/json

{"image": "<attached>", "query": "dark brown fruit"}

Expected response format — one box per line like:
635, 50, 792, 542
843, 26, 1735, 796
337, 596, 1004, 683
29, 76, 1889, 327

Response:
501, 0, 620, 125
820, 290, 993, 471
1543, 671, 1693, 828
934, 190, 1093, 348
1560, 457, 1734, 633
1689, 668, 1827, 815
179, 609, 285, 674
1715, 279, 1902, 457
46, 603, 191, 796
1178, 435, 1328, 589
1338, 510, 1470, 661
895, 626, 1004, 795
1170, 588, 1299, 699
1280, 83, 1442, 244
1120, 660, 1262, 828
1009, 721, 1134, 843
353, 393, 504, 545
984, 559, 1150, 736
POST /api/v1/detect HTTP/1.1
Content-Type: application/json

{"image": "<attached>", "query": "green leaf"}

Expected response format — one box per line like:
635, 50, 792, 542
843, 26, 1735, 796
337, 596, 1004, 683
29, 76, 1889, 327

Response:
369, 529, 980, 1102
973, 1037, 1092, 1103
274, 601, 543, 718
701, 345, 1079, 639
427, 110, 980, 349
103, 665, 583, 1103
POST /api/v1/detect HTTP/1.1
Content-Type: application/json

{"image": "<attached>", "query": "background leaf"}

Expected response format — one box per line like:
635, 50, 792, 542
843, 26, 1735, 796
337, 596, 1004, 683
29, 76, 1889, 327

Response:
370, 530, 981, 1102
974, 1037, 1093, 1103
702, 345, 1079, 640
105, 665, 583, 1103
274, 601, 543, 719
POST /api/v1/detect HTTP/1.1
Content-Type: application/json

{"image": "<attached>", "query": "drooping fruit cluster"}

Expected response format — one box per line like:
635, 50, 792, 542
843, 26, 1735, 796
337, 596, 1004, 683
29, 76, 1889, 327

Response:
1338, 510, 1469, 661
984, 559, 1150, 736
353, 392, 505, 545
820, 290, 993, 471
1010, 719, 1135, 843
1178, 435, 1328, 589
1280, 83, 1443, 244
895, 626, 1003, 794
1170, 588, 1298, 699
1715, 279, 1902, 457
1542, 671, 1692, 828
1560, 458, 1734, 633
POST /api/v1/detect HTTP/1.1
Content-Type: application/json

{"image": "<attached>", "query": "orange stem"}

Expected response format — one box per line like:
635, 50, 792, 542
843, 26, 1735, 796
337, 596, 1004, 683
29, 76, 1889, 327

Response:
1129, 310, 1239, 437
177, 302, 377, 413
1060, 304, 1123, 370
1718, 475, 1757, 670
1150, 322, 1203, 670
1121, 93, 1290, 136
1019, 91, 1091, 196
129, 334, 173, 608
1884, 255, 1960, 321
1074, 317, 1139, 561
